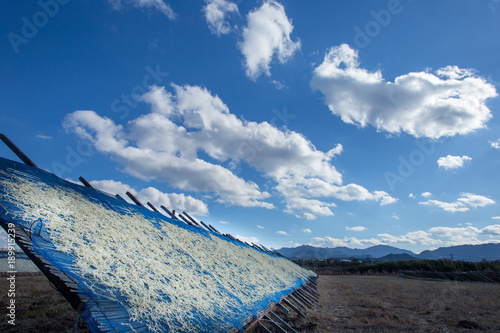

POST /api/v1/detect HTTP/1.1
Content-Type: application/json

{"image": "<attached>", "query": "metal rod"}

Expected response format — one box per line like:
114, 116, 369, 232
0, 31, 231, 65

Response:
287, 294, 306, 310
253, 243, 265, 251
126, 191, 144, 207
78, 176, 94, 188
298, 287, 318, 302
268, 311, 298, 333
276, 302, 290, 315
261, 317, 287, 333
115, 194, 127, 202
208, 224, 221, 234
199, 221, 213, 232
147, 202, 160, 213
260, 244, 272, 253
225, 234, 237, 241
294, 290, 314, 308
0, 133, 38, 167
282, 298, 306, 318
303, 285, 320, 298
178, 213, 195, 226
182, 211, 201, 227
160, 205, 178, 219
256, 321, 272, 333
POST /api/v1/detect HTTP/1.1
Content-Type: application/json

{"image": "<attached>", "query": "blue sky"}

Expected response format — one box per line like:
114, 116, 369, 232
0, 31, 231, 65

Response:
1, 0, 500, 253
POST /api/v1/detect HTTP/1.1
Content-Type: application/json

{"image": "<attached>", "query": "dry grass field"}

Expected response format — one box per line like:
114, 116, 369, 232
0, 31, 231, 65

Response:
1, 274, 499, 332
0, 275, 90, 333
303, 275, 500, 332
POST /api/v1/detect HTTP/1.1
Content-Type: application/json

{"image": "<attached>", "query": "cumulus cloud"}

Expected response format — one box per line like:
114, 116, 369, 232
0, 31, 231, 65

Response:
428, 225, 500, 246
302, 228, 312, 233
437, 155, 471, 170
108, 0, 176, 19
345, 226, 367, 232
492, 216, 500, 220
65, 84, 395, 219
239, 1, 301, 80
257, 225, 265, 229
421, 192, 432, 198
276, 230, 288, 236
311, 44, 497, 139
203, 0, 239, 36
284, 197, 336, 220
90, 179, 209, 216
419, 193, 495, 213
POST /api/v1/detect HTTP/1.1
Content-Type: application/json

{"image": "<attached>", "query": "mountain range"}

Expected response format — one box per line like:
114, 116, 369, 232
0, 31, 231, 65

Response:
277, 243, 500, 262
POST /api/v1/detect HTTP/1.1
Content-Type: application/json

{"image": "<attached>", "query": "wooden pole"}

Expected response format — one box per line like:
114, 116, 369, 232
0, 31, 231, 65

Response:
78, 176, 94, 188
182, 211, 201, 227
126, 191, 144, 207
160, 205, 178, 219
0, 133, 38, 167
147, 202, 160, 213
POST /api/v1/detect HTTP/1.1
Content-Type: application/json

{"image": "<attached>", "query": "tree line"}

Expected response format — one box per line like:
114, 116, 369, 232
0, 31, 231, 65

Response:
293, 258, 500, 275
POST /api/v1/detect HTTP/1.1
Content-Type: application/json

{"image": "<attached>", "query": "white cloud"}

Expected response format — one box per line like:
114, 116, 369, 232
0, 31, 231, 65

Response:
312, 223, 500, 248
310, 236, 382, 248
481, 224, 500, 235
429, 226, 482, 246
91, 179, 209, 216
409, 193, 416, 199
276, 230, 288, 236
257, 225, 265, 229
284, 197, 336, 220
378, 231, 442, 246
437, 155, 471, 170
492, 216, 500, 220
421, 192, 432, 198
490, 139, 500, 150
302, 228, 312, 233
419, 193, 495, 213
108, 0, 176, 19
203, 0, 239, 36
311, 44, 497, 139
65, 84, 395, 219
458, 193, 496, 208
345, 226, 367, 232
239, 1, 301, 80
235, 235, 259, 244
219, 220, 230, 224
36, 134, 53, 140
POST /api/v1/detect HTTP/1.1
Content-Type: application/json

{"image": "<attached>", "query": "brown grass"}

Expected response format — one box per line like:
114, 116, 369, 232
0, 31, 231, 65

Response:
0, 275, 90, 332
1, 274, 499, 332
306, 275, 500, 332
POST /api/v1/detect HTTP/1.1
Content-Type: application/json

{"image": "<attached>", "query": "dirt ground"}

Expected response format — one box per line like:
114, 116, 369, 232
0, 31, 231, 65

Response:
303, 274, 500, 332
1, 274, 499, 332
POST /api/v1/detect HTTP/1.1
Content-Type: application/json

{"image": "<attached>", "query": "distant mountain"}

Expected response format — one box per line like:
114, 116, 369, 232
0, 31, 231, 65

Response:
278, 243, 500, 262
373, 253, 418, 262
277, 245, 415, 260
418, 243, 500, 261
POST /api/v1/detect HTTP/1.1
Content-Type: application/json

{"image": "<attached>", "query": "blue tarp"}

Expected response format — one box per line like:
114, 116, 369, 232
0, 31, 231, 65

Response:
0, 157, 315, 332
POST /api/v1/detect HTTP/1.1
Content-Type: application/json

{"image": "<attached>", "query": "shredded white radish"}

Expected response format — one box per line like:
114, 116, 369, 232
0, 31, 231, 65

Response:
0, 170, 313, 332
